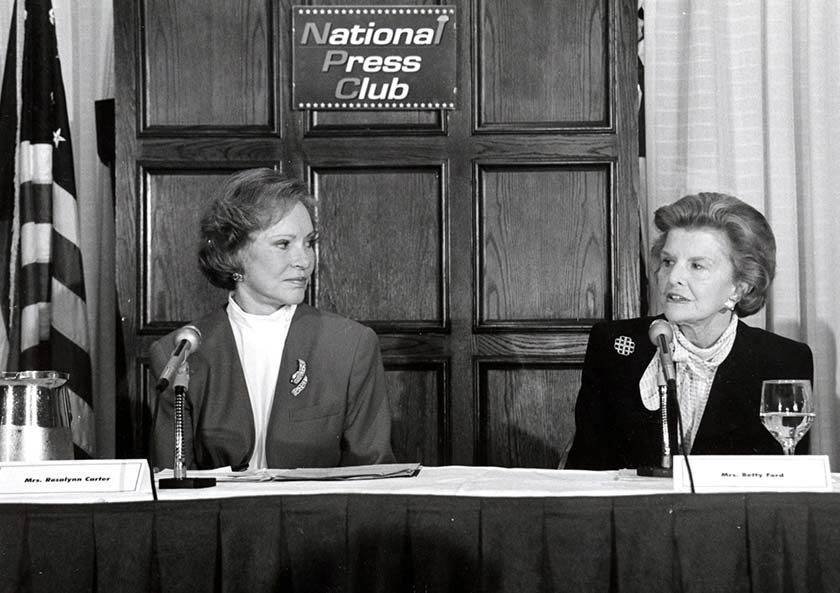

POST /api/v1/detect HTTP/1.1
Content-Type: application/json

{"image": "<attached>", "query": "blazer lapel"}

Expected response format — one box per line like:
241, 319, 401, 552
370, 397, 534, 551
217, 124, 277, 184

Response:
692, 322, 755, 450
268, 304, 320, 422
192, 306, 256, 467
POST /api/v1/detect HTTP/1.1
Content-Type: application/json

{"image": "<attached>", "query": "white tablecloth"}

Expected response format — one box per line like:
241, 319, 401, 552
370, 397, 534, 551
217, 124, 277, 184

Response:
153, 464, 840, 501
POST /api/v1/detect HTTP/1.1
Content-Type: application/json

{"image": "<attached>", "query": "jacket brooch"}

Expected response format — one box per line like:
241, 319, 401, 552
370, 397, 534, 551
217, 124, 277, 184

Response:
614, 335, 635, 356
290, 358, 308, 397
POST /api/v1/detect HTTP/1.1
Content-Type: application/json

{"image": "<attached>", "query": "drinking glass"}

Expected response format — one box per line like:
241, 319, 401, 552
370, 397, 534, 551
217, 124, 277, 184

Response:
760, 379, 815, 455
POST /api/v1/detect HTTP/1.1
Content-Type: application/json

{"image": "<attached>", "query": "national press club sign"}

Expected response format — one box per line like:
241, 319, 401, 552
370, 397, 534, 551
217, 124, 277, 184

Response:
292, 5, 458, 110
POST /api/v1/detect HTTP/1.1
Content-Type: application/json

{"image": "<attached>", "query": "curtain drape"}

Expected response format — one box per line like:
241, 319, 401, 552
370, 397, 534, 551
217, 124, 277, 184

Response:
643, 0, 840, 467
0, 1, 115, 457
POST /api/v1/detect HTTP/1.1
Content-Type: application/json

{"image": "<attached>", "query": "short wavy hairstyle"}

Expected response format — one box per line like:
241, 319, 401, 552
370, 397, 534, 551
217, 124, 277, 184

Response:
198, 168, 318, 291
651, 192, 776, 317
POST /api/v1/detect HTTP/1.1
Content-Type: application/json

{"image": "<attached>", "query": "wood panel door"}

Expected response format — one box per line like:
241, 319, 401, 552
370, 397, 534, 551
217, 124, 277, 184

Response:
115, 0, 639, 467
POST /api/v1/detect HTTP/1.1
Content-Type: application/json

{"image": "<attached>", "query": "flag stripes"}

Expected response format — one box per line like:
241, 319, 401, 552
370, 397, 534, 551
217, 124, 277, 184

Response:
15, 274, 89, 359
22, 180, 83, 247
49, 278, 89, 351
18, 223, 50, 265
19, 182, 52, 221
0, 0, 95, 457
68, 386, 94, 455
17, 225, 87, 300
18, 301, 47, 350
20, 139, 51, 182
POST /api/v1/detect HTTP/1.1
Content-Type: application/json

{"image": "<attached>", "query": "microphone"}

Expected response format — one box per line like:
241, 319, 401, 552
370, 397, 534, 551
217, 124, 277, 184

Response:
648, 319, 676, 384
155, 325, 202, 392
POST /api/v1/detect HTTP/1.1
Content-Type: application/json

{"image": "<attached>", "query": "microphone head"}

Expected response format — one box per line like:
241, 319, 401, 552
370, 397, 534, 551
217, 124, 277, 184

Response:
648, 319, 673, 346
174, 324, 202, 353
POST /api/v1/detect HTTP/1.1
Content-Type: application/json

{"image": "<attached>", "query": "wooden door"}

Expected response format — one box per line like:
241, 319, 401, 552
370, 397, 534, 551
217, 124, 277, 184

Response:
115, 0, 639, 467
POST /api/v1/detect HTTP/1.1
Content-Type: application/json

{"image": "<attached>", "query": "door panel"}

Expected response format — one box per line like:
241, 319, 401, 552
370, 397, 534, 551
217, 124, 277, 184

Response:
386, 363, 448, 465
142, 167, 231, 327
478, 364, 581, 468
141, 0, 276, 131
312, 166, 445, 328
116, 0, 639, 467
308, 109, 445, 135
477, 164, 609, 327
475, 0, 608, 129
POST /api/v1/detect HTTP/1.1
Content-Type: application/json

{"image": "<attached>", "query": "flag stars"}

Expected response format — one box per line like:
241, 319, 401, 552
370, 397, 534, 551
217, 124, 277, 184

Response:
52, 128, 66, 148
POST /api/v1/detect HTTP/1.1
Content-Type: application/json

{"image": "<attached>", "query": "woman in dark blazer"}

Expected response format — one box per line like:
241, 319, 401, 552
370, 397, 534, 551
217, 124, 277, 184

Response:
151, 168, 394, 470
566, 192, 813, 470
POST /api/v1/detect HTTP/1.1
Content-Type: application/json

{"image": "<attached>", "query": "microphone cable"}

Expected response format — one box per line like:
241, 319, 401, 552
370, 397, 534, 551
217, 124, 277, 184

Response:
669, 385, 695, 494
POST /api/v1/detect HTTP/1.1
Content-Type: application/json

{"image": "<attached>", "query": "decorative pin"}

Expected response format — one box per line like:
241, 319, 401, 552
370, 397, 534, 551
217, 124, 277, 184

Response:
290, 359, 307, 385
291, 376, 308, 397
614, 336, 635, 356
290, 359, 308, 397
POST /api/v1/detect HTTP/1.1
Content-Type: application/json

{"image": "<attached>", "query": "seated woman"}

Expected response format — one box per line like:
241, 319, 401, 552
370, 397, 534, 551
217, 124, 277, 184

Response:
151, 168, 395, 470
566, 192, 813, 470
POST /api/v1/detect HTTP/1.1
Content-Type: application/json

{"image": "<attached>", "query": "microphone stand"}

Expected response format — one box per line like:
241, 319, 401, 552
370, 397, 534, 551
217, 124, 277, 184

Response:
158, 361, 216, 489
660, 375, 672, 470
638, 366, 674, 477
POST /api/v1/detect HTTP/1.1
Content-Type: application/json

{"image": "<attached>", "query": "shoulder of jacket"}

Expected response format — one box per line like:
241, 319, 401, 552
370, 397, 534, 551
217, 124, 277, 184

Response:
736, 321, 812, 355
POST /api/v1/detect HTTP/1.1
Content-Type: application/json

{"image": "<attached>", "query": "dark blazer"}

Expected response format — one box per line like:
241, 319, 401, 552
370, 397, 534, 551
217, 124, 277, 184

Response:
150, 303, 395, 470
565, 316, 814, 470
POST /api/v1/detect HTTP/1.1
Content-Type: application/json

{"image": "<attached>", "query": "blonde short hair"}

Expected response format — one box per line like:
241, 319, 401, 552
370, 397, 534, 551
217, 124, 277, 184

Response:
198, 168, 317, 290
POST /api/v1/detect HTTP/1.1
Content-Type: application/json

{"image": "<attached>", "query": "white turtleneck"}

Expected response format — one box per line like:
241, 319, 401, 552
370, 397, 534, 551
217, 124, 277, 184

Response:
226, 294, 295, 470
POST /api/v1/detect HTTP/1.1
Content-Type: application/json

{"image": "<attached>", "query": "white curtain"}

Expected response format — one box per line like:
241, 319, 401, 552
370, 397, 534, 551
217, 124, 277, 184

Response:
0, 1, 115, 457
643, 0, 840, 467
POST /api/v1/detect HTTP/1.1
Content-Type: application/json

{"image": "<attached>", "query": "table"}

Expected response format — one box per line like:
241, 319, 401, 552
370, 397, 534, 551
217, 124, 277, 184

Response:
2, 466, 840, 593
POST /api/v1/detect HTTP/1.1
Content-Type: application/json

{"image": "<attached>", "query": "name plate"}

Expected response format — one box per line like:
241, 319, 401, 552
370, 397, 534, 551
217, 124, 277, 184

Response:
673, 455, 832, 493
0, 459, 154, 502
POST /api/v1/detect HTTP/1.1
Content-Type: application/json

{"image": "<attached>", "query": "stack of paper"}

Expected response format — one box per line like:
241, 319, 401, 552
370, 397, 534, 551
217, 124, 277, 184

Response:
156, 463, 422, 483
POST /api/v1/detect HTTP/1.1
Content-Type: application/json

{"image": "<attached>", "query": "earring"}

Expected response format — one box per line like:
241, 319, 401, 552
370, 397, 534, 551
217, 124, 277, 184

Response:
231, 272, 244, 282
724, 298, 737, 311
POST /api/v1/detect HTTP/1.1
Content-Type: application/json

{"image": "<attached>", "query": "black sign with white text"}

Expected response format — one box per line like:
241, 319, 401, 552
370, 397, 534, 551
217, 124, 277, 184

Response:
292, 5, 458, 110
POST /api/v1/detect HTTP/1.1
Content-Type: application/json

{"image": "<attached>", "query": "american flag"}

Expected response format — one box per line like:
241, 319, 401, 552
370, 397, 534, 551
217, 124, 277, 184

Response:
0, 0, 94, 457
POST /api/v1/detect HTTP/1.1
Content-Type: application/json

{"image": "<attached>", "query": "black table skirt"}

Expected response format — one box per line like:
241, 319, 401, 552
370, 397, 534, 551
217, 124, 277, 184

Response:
2, 492, 840, 593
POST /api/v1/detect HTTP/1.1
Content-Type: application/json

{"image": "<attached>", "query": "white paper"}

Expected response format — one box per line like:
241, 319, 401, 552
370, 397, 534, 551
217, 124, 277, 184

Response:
673, 455, 832, 492
155, 462, 422, 483
0, 459, 155, 503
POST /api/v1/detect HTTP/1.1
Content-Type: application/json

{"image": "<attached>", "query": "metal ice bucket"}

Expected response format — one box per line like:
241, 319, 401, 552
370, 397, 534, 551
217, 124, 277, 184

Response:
0, 371, 73, 461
